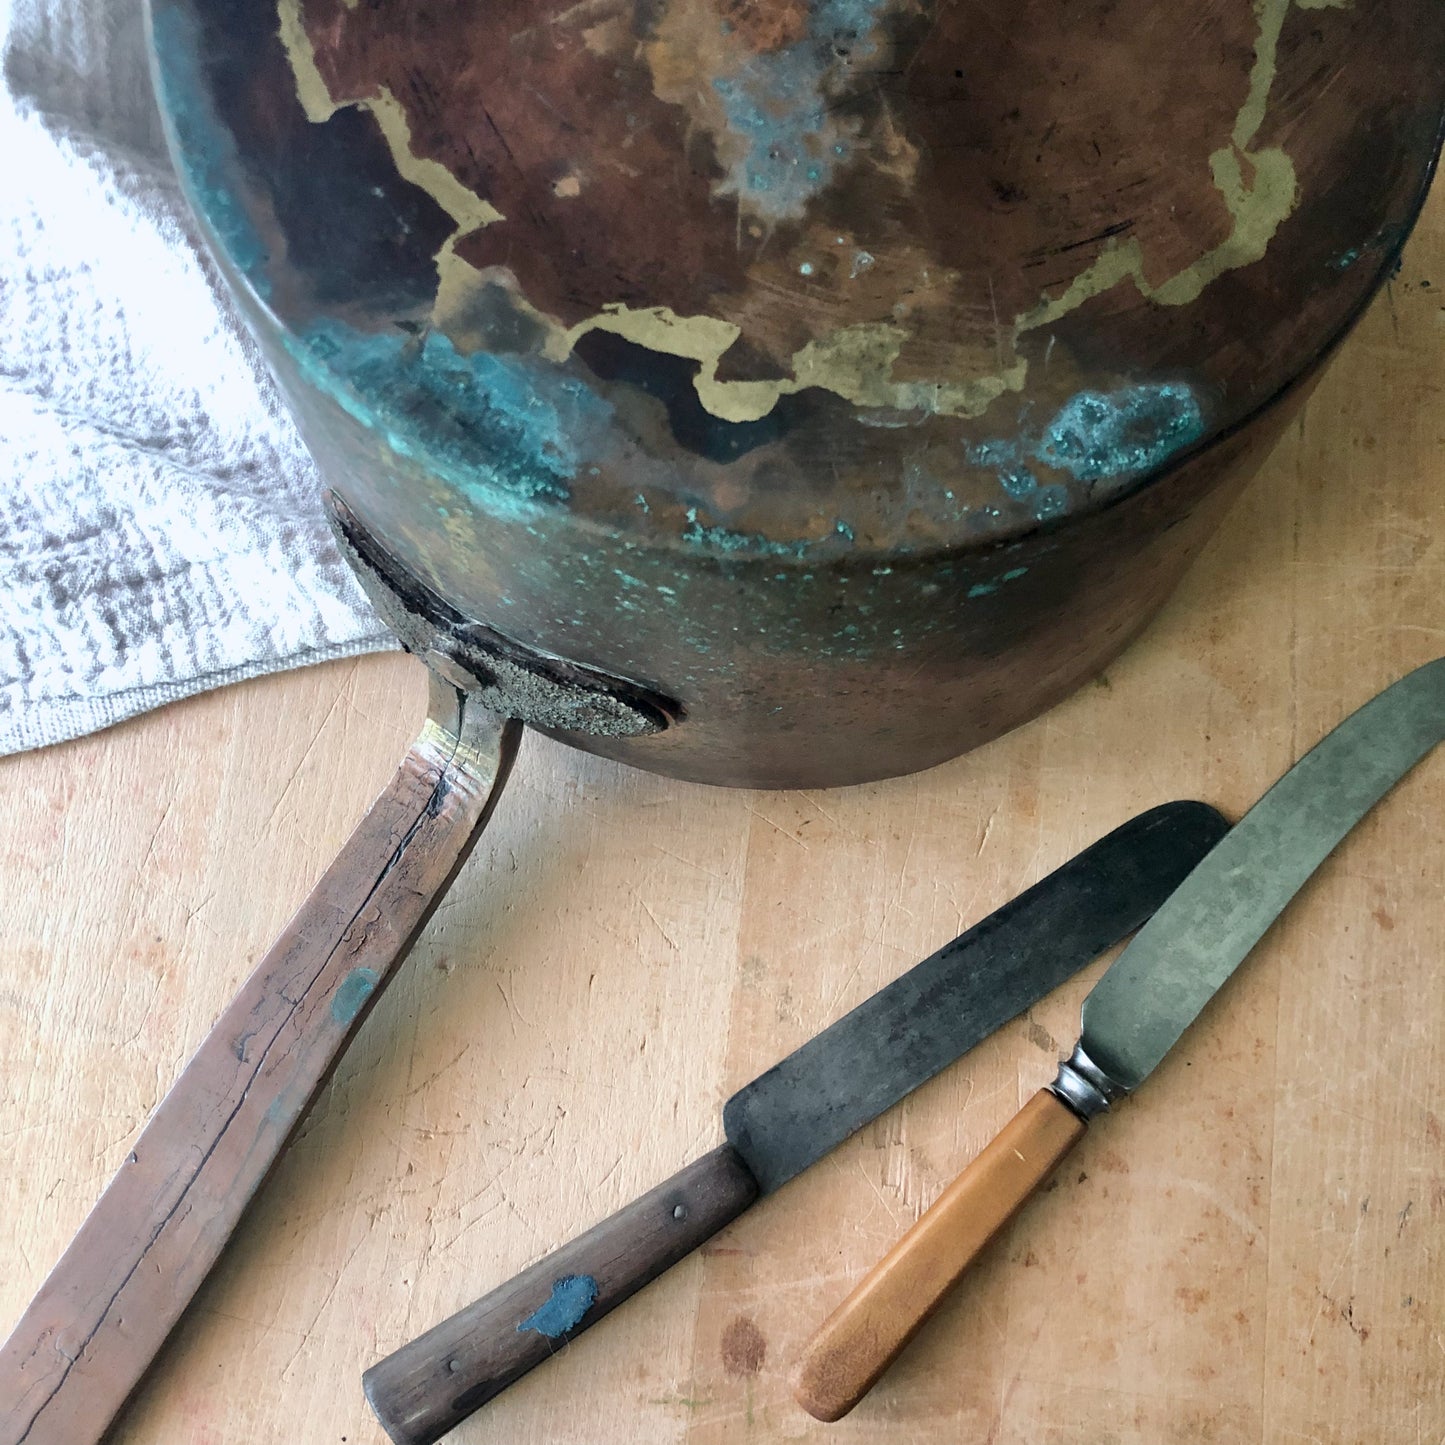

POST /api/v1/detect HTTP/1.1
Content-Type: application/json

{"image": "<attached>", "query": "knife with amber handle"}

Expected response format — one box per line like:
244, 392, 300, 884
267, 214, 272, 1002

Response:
794, 657, 1445, 1422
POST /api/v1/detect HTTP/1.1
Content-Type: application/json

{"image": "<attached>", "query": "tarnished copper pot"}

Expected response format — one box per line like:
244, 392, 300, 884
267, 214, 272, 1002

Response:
148, 0, 1443, 786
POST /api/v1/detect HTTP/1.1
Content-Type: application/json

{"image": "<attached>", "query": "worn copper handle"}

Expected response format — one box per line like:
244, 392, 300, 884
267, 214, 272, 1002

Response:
793, 1089, 1085, 1423
0, 675, 520, 1445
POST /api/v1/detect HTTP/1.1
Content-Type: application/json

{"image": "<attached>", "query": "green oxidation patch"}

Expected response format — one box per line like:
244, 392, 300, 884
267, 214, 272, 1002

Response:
283, 321, 614, 522
969, 382, 1206, 515
151, 5, 271, 293
676, 510, 864, 559
1329, 222, 1402, 274
967, 566, 1027, 600
681, 508, 811, 558
331, 967, 380, 1026
708, 0, 892, 221
1037, 384, 1205, 483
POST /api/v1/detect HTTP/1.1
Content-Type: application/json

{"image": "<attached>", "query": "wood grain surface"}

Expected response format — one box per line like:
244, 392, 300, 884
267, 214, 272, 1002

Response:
2, 184, 1443, 1445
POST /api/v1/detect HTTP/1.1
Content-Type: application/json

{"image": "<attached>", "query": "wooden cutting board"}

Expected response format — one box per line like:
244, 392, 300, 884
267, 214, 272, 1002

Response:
1, 180, 1441, 1445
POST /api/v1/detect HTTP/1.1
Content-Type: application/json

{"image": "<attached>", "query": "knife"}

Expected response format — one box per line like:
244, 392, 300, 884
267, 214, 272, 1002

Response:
793, 656, 1445, 1423
362, 800, 1229, 1445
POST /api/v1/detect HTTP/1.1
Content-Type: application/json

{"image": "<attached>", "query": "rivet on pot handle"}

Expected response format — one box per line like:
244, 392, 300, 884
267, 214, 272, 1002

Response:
0, 674, 520, 1445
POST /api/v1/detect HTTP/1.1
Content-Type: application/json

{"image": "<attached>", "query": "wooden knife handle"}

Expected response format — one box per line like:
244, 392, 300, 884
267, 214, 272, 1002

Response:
0, 677, 519, 1445
793, 1089, 1085, 1422
363, 1143, 761, 1445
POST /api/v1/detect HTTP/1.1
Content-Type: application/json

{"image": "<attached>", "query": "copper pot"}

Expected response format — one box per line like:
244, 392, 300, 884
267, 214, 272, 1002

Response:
142, 0, 1445, 787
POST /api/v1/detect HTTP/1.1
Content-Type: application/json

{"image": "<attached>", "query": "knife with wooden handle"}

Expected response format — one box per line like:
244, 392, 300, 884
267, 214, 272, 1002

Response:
362, 800, 1230, 1445
794, 656, 1445, 1422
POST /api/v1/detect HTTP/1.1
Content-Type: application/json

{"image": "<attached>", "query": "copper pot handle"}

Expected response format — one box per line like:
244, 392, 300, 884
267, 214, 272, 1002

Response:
0, 673, 519, 1445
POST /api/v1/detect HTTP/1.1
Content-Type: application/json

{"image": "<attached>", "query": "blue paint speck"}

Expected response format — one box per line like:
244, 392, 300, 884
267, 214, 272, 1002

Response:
517, 1275, 598, 1338
331, 968, 380, 1026
967, 582, 996, 598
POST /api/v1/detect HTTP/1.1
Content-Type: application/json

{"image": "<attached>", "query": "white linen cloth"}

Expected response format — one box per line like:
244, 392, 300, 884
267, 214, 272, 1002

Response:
0, 0, 393, 757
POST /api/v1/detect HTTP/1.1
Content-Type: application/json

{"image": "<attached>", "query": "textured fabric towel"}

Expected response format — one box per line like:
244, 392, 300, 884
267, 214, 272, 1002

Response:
0, 0, 394, 758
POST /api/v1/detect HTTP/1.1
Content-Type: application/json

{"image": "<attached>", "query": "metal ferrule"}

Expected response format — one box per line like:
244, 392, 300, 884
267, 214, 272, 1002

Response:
1048, 1041, 1130, 1122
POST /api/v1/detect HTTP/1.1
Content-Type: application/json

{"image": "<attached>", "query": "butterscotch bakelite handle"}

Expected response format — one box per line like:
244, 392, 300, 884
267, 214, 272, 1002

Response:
792, 1089, 1086, 1422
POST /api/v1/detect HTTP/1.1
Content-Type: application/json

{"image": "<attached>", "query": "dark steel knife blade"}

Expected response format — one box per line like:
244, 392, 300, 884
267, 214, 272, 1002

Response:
362, 800, 1228, 1445
722, 800, 1229, 1193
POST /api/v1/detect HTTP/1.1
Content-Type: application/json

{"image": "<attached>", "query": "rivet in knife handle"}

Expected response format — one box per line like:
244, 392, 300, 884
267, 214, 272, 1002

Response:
793, 656, 1445, 1423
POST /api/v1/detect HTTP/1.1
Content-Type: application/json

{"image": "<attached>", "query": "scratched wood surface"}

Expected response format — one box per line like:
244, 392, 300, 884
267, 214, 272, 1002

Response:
3, 187, 1443, 1445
